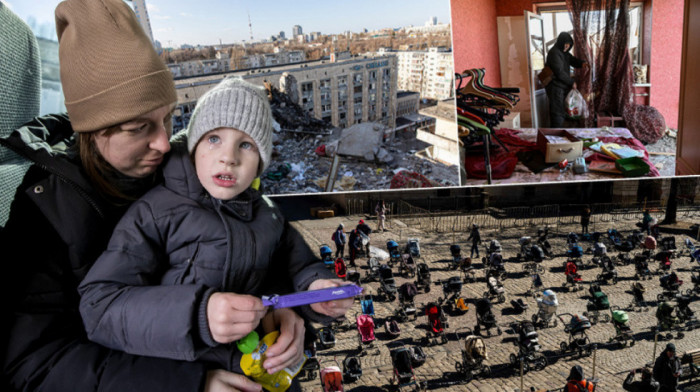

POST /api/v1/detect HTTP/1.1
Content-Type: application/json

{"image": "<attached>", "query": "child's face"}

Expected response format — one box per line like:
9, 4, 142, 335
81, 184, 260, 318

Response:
194, 127, 260, 200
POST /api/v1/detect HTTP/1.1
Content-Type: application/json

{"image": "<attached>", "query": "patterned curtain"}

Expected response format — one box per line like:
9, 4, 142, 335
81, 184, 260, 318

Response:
566, 0, 666, 143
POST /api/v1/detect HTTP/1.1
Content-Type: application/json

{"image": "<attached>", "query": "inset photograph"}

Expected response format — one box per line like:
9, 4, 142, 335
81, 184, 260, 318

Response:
451, 1, 694, 185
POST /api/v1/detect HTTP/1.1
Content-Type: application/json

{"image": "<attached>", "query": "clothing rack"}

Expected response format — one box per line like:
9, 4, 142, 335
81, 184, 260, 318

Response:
456, 68, 520, 184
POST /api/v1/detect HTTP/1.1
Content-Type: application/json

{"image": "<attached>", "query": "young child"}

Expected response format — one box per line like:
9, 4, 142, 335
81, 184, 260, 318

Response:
78, 77, 351, 378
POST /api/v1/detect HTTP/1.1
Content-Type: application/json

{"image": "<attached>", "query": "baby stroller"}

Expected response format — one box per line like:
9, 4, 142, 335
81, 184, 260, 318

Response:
299, 340, 320, 381
409, 346, 427, 368
509, 320, 548, 372
676, 294, 700, 329
320, 363, 344, 392
389, 342, 425, 391
361, 293, 375, 316
378, 264, 397, 301
532, 289, 559, 328
658, 272, 682, 302
483, 239, 503, 266
365, 257, 380, 282
557, 313, 593, 357
484, 276, 506, 303
454, 328, 491, 381
537, 228, 553, 258
355, 313, 376, 354
387, 240, 401, 266
686, 238, 700, 264
334, 257, 347, 279
659, 236, 678, 258
342, 355, 362, 383
527, 272, 544, 297
399, 254, 417, 278
423, 302, 449, 345
474, 298, 502, 336
439, 276, 463, 302
591, 242, 608, 265
607, 228, 623, 248
415, 263, 431, 293
609, 307, 635, 347
405, 238, 420, 258
460, 256, 476, 283
486, 252, 508, 281
654, 250, 673, 274
628, 282, 648, 312
655, 301, 685, 340
384, 317, 401, 339
686, 270, 700, 296
450, 244, 463, 270
320, 244, 335, 267
563, 260, 583, 291
584, 284, 611, 324
566, 243, 584, 270
595, 256, 618, 285
634, 254, 652, 280
317, 326, 337, 349
395, 282, 418, 322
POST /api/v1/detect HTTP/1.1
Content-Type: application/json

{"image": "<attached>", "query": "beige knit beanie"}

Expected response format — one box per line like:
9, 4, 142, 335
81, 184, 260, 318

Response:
55, 0, 176, 132
187, 77, 273, 175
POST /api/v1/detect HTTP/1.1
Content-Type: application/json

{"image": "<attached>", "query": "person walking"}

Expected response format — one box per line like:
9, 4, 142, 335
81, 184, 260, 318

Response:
545, 32, 589, 127
467, 224, 481, 258
581, 206, 591, 235
332, 224, 346, 258
375, 200, 387, 232
348, 228, 361, 267
653, 343, 681, 392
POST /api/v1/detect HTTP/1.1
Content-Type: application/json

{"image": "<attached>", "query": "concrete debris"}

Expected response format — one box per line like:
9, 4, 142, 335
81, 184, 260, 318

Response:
279, 72, 299, 105
258, 86, 459, 195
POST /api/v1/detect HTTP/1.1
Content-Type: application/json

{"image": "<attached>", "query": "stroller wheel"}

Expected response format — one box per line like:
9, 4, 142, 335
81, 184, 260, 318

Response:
455, 362, 463, 374
657, 294, 665, 302
536, 355, 548, 370
603, 314, 611, 323
441, 335, 448, 344
483, 291, 489, 298
531, 314, 539, 324
497, 327, 502, 335
481, 365, 491, 378
509, 353, 518, 367
552, 319, 558, 327
678, 332, 685, 339
560, 342, 568, 352
474, 325, 480, 335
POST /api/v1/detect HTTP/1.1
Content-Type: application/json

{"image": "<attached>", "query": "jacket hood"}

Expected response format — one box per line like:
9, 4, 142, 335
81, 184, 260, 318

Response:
555, 32, 574, 52
568, 365, 584, 381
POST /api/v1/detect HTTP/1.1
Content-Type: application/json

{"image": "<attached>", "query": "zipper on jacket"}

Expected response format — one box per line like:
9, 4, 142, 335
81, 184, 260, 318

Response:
0, 138, 105, 219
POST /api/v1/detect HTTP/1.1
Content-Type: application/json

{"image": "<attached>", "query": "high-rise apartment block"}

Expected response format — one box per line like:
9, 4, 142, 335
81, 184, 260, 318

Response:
125, 0, 154, 43
392, 47, 454, 100
292, 25, 303, 39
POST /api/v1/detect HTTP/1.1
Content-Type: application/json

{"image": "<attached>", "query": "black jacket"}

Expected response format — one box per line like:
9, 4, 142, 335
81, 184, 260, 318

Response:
546, 32, 585, 89
653, 351, 681, 388
0, 115, 208, 391
78, 145, 334, 372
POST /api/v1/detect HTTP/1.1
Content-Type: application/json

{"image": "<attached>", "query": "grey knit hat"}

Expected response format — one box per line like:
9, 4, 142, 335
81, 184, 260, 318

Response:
187, 77, 272, 174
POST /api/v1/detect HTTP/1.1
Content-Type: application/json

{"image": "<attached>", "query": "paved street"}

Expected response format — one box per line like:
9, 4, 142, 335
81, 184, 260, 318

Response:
292, 213, 700, 391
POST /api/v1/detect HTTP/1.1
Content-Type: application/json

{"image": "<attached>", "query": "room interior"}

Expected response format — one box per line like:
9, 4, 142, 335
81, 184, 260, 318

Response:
451, 0, 698, 183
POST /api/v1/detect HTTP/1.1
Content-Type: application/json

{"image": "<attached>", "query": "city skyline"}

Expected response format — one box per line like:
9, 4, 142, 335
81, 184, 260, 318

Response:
3, 0, 451, 47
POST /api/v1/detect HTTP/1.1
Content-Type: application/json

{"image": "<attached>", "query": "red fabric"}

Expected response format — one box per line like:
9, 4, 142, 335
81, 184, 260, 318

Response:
463, 128, 536, 179
390, 170, 435, 189
314, 145, 326, 156
587, 136, 660, 177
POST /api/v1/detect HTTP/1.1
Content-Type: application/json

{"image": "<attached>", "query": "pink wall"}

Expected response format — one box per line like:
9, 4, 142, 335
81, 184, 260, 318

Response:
649, 0, 684, 129
451, 0, 502, 87
490, 0, 683, 129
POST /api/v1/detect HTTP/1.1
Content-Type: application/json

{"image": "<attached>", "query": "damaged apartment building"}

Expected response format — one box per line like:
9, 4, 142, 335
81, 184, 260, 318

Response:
172, 54, 459, 193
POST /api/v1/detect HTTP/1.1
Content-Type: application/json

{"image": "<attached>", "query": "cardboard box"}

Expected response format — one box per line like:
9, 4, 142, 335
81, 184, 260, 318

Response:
537, 129, 583, 163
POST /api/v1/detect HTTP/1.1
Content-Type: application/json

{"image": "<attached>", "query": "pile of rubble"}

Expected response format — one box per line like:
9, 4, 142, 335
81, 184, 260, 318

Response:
259, 83, 459, 195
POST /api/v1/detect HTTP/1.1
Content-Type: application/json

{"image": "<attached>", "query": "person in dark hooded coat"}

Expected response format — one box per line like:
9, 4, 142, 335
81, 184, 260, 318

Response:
564, 364, 596, 391
545, 32, 589, 127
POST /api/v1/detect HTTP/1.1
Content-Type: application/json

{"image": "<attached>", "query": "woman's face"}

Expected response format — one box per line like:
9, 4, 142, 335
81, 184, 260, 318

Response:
94, 104, 174, 178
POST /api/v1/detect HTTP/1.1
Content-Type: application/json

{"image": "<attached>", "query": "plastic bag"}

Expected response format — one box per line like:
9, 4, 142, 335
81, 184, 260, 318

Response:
566, 88, 588, 119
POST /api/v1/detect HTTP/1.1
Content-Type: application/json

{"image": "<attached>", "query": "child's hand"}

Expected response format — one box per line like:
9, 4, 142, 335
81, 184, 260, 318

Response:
206, 293, 267, 344
260, 308, 305, 375
308, 279, 354, 318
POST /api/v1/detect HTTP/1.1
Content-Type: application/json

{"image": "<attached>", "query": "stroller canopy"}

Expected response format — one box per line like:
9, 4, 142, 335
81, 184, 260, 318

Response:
464, 335, 487, 360
387, 240, 399, 250
519, 236, 531, 246
379, 265, 394, 279
476, 298, 493, 316
446, 276, 463, 292
391, 348, 414, 378
569, 314, 591, 332
612, 310, 629, 324
542, 290, 559, 306
450, 244, 461, 255
489, 239, 502, 252
399, 282, 418, 300
320, 245, 332, 255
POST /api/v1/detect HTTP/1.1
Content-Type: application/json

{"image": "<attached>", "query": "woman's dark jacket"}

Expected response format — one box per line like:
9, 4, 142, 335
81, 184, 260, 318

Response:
0, 115, 208, 392
546, 32, 585, 89
78, 144, 334, 372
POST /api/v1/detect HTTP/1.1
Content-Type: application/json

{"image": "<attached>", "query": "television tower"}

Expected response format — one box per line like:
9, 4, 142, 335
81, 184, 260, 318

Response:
248, 11, 254, 42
